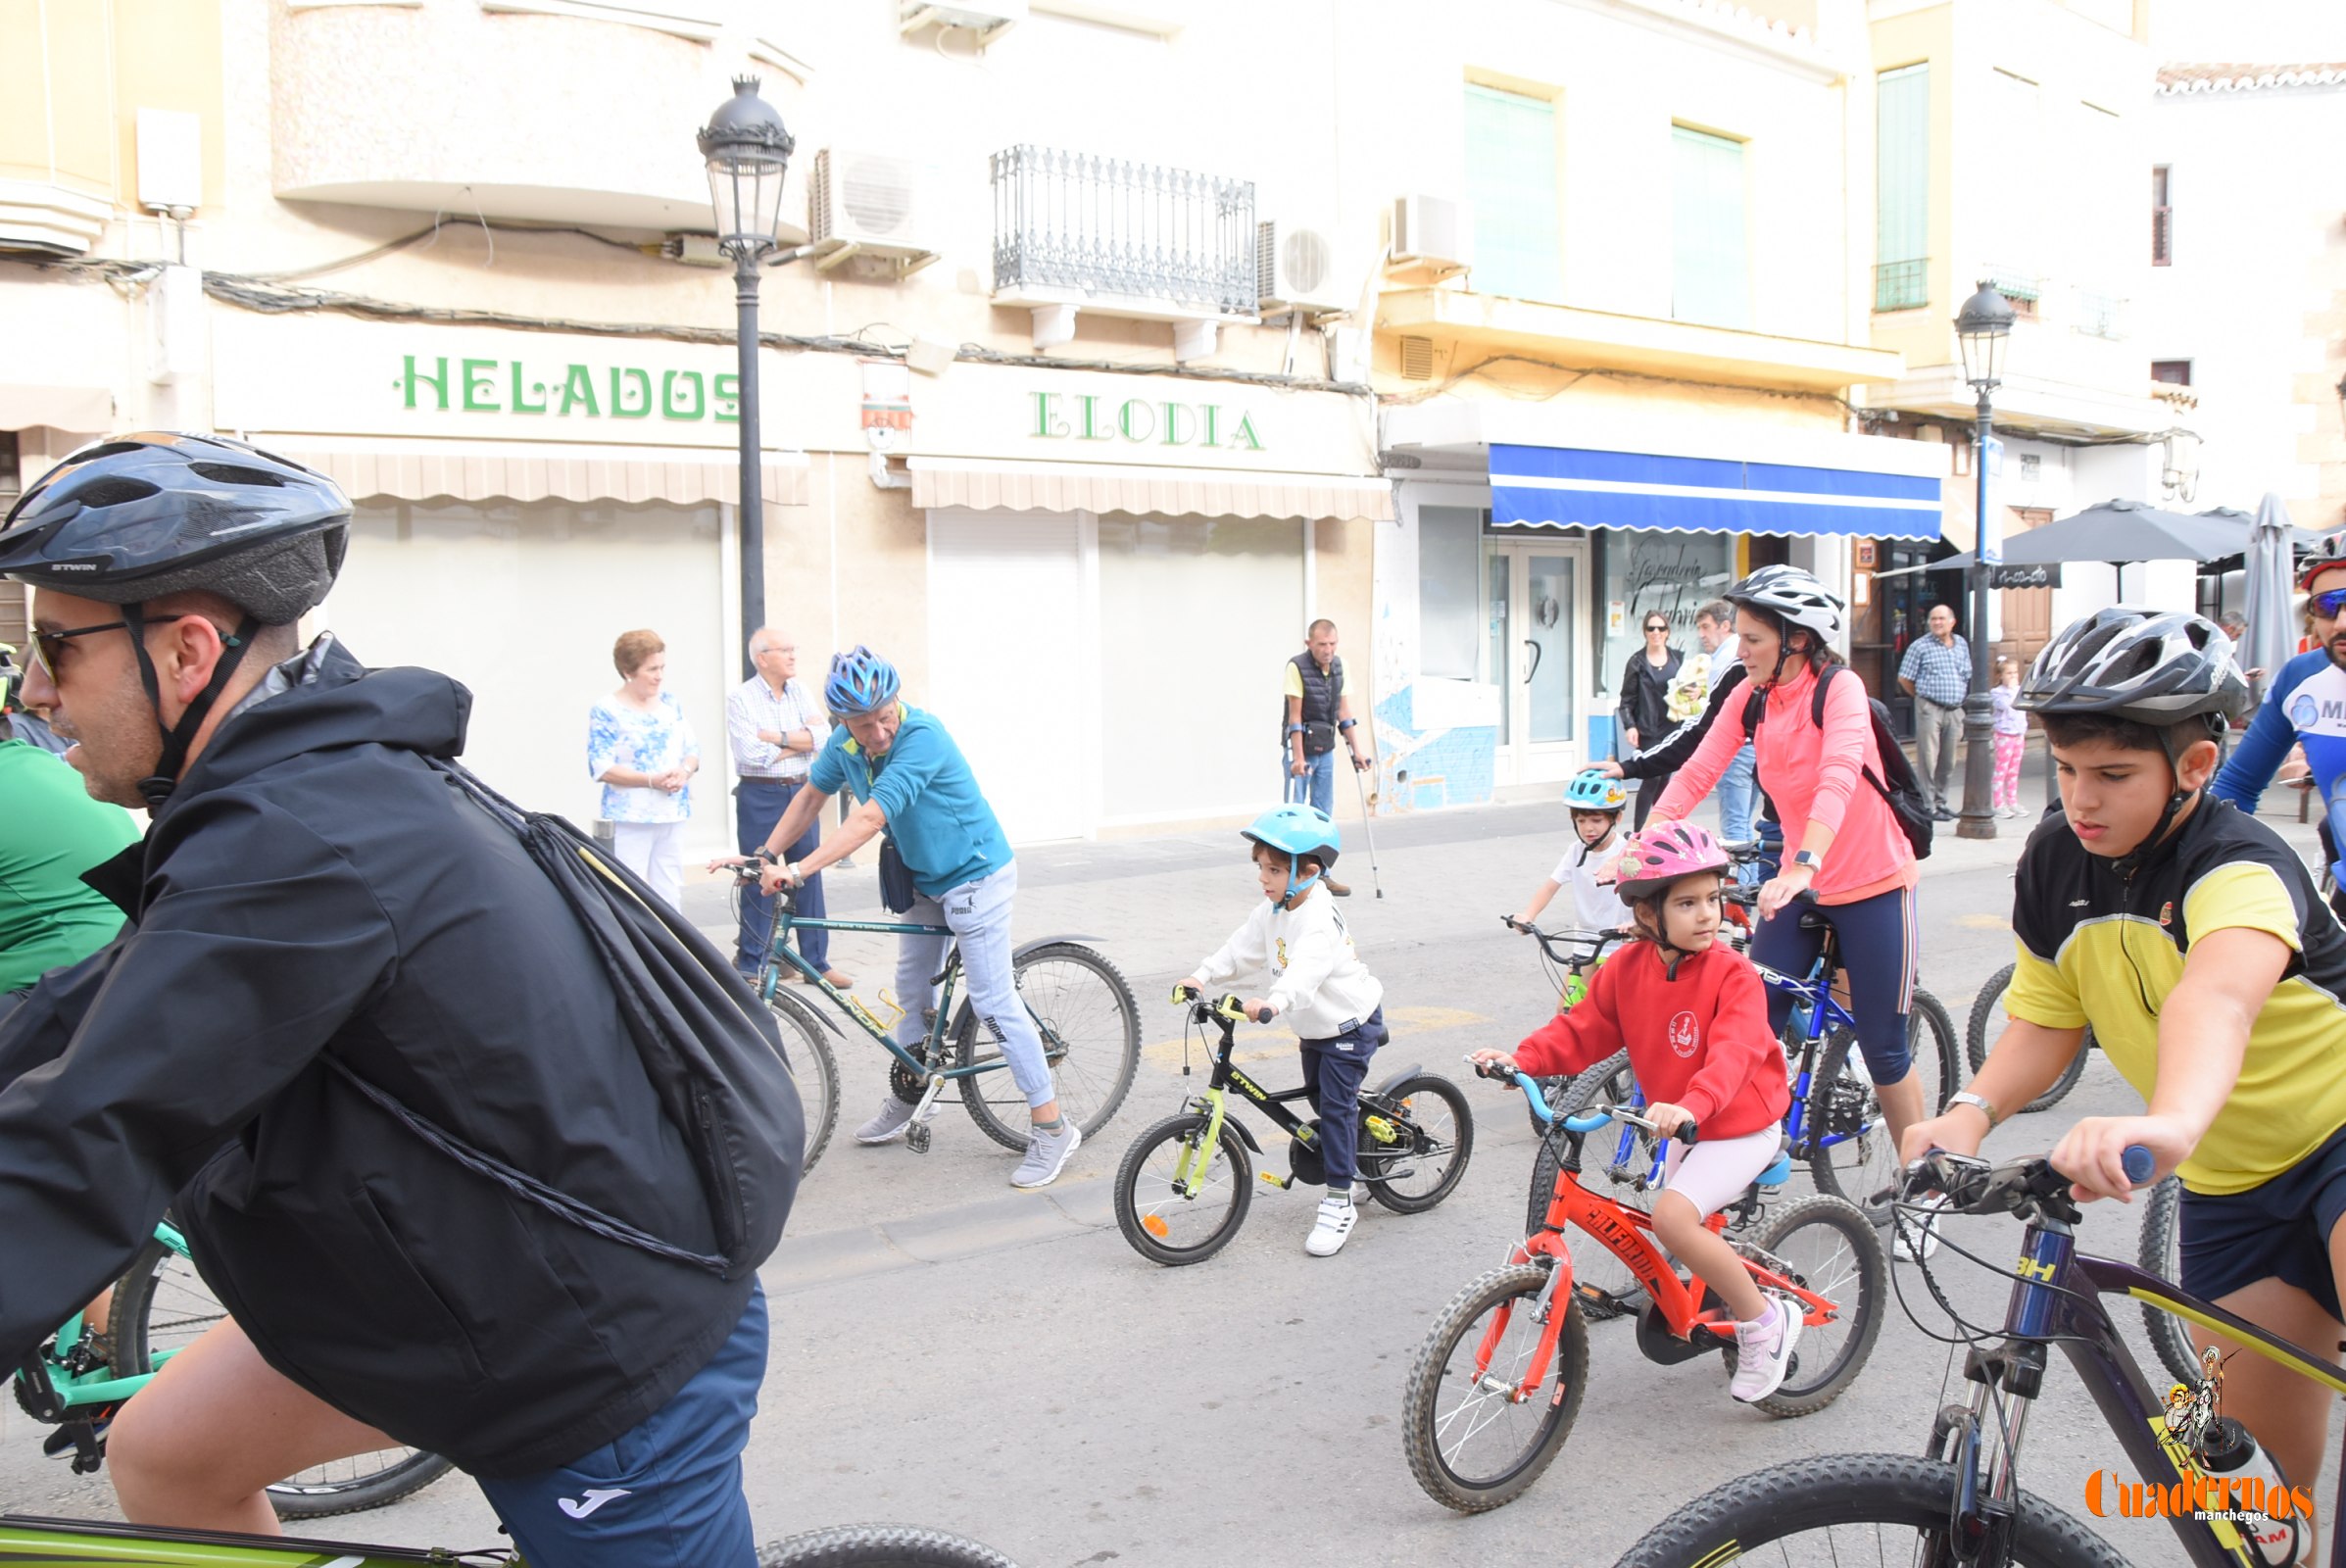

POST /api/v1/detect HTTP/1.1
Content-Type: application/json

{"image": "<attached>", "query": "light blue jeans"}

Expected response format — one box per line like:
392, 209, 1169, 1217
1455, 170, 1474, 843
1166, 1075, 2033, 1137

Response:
1717, 742, 1760, 887
1285, 750, 1336, 816
892, 861, 1053, 1108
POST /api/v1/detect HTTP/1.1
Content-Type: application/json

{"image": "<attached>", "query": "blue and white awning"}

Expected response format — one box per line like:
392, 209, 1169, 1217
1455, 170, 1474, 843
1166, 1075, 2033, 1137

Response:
1491, 444, 1940, 541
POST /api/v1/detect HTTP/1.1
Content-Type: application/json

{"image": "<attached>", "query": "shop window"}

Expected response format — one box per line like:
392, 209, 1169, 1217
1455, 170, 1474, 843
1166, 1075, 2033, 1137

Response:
1595, 530, 1733, 700
1875, 64, 1929, 313
1419, 506, 1485, 681
1671, 126, 1748, 329
1464, 83, 1563, 304
2151, 359, 2191, 385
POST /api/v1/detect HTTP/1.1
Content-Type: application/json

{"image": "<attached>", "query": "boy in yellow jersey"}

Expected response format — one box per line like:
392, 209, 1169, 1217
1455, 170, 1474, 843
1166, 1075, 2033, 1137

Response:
1903, 607, 2346, 1508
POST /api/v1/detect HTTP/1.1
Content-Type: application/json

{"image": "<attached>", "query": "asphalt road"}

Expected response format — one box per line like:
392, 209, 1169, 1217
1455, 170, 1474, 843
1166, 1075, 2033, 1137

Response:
5, 776, 2337, 1567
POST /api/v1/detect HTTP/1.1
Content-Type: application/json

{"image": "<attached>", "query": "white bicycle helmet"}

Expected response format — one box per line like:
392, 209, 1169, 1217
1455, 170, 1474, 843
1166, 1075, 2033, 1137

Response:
1725, 564, 1845, 647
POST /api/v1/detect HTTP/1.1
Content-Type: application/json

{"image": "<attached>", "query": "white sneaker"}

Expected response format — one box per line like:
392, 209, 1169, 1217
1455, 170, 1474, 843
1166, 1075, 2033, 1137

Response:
1730, 1296, 1803, 1403
1894, 1194, 1949, 1262
854, 1094, 936, 1145
1305, 1195, 1357, 1256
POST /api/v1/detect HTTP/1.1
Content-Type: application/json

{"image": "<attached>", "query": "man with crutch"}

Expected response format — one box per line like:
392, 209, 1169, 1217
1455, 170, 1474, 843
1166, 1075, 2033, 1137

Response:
1283, 619, 1371, 896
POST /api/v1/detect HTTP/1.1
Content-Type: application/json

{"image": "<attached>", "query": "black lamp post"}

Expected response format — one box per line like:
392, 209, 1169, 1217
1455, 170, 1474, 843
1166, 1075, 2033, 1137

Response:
1954, 279, 2015, 842
699, 76, 795, 679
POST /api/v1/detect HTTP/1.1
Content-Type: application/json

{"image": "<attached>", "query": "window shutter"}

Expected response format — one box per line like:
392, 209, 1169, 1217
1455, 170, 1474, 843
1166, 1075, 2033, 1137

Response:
1875, 65, 1929, 310
1464, 84, 1563, 303
1671, 126, 1747, 329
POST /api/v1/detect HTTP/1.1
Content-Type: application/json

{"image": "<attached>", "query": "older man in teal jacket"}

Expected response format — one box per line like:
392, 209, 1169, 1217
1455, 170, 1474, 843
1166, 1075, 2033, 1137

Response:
742, 647, 1080, 1190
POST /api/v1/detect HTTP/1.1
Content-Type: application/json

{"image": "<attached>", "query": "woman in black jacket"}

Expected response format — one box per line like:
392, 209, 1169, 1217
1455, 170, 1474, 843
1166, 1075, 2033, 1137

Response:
1615, 612, 1684, 827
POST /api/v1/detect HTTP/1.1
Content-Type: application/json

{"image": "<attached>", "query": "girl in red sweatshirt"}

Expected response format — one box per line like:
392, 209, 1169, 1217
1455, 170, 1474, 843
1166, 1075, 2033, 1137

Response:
1471, 820, 1799, 1402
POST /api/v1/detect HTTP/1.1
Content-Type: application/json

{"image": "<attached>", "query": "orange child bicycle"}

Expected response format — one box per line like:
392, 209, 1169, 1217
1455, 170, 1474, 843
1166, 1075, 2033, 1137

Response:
1399, 1059, 1886, 1514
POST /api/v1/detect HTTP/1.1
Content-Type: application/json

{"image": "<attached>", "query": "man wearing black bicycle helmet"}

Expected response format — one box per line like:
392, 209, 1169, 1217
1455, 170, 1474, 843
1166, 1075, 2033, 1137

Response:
1902, 605, 2346, 1499
2213, 541, 2346, 917
0, 433, 783, 1564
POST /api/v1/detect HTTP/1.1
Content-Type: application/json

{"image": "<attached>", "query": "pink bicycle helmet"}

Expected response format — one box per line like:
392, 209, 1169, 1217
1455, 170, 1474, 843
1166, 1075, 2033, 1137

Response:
1614, 821, 1730, 902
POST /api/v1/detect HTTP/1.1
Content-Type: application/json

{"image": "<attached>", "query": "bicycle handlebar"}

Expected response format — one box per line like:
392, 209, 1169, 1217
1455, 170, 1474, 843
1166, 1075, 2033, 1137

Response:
1901, 1145, 2155, 1222
1169, 985, 1268, 1025
1501, 916, 1627, 965
1462, 1055, 1695, 1143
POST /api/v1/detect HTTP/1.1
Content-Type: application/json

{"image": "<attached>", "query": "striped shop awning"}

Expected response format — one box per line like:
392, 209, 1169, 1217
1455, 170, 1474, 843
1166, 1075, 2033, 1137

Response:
1492, 443, 1940, 540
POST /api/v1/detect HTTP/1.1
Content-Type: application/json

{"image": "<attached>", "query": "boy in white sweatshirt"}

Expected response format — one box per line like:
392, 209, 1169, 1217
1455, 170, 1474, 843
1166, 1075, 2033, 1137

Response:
1177, 804, 1385, 1257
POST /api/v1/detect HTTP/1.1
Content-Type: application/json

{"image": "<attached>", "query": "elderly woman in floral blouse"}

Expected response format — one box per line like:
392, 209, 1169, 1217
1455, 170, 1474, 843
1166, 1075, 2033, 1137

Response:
588, 628, 702, 906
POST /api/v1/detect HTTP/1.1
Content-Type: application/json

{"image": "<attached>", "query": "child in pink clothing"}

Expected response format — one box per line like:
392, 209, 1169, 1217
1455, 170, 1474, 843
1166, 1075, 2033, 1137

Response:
1989, 656, 2027, 818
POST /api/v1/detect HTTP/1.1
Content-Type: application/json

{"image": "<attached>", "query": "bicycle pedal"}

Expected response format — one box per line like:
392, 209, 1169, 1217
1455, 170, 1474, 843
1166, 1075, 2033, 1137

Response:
1258, 1171, 1293, 1190
905, 1122, 932, 1154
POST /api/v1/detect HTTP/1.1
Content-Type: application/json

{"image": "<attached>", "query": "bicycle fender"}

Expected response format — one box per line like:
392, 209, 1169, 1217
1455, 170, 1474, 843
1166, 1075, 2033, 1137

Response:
1219, 1117, 1265, 1155
1369, 1063, 1425, 1100
766, 986, 844, 1039
1012, 934, 1102, 961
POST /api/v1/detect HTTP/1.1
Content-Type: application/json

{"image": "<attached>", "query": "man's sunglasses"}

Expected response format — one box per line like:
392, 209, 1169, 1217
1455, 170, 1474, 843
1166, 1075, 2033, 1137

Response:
2312, 588, 2346, 620
28, 614, 231, 682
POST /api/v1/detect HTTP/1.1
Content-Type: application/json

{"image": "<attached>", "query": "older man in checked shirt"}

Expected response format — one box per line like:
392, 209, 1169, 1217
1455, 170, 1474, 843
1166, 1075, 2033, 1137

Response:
1898, 603, 1972, 821
728, 627, 851, 986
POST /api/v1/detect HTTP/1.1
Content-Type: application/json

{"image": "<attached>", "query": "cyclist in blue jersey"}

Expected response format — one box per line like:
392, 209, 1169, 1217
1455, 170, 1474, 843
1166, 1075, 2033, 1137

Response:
2211, 547, 2346, 915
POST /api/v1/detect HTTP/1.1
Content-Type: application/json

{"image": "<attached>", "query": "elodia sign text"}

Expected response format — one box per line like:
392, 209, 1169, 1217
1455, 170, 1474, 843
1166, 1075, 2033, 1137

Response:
1030, 390, 1263, 451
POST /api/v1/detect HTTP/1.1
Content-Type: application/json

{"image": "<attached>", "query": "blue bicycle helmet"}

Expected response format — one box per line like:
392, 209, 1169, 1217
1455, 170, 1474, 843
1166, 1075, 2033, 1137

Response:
1563, 768, 1629, 813
1241, 804, 1341, 902
824, 645, 901, 716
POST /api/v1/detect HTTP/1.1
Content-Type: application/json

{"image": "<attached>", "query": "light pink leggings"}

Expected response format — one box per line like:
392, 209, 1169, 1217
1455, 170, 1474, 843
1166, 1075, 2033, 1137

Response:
1992, 732, 2024, 808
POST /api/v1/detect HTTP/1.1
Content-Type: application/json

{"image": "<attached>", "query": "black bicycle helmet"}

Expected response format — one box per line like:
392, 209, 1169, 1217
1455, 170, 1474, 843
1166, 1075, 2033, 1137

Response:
0, 432, 352, 808
2019, 607, 2247, 874
2015, 607, 2246, 731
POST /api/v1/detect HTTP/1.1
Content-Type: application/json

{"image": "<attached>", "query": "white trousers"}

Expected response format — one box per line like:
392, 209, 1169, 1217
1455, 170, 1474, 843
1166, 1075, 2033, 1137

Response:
611, 819, 689, 908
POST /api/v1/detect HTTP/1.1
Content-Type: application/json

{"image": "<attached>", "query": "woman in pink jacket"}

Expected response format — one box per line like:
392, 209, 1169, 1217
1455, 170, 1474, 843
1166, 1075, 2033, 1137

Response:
1644, 566, 1927, 1173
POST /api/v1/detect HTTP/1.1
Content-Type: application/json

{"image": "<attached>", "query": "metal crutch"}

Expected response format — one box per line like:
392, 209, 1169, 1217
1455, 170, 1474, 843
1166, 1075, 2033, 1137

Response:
1350, 755, 1385, 900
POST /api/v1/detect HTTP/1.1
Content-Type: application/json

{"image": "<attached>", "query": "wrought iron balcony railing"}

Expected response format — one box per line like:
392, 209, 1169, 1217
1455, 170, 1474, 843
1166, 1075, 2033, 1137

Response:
1873, 257, 1928, 313
2072, 287, 2127, 341
991, 145, 1257, 318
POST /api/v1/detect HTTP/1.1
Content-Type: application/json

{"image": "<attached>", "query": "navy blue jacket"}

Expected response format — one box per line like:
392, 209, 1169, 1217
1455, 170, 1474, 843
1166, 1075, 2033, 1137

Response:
0, 639, 755, 1476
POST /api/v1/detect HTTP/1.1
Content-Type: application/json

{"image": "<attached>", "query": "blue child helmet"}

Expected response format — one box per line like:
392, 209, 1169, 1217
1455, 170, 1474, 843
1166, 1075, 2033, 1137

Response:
1241, 804, 1341, 901
1563, 768, 1629, 813
824, 645, 901, 716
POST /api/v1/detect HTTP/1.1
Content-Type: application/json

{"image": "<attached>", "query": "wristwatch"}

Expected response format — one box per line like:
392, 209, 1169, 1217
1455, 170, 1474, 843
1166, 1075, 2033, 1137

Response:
1791, 848, 1823, 871
1949, 1090, 1999, 1128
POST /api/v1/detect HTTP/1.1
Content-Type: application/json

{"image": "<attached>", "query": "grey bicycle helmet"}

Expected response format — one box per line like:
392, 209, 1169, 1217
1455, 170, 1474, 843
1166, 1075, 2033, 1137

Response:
1724, 564, 1845, 646
2016, 607, 2246, 731
0, 432, 350, 625
0, 432, 352, 808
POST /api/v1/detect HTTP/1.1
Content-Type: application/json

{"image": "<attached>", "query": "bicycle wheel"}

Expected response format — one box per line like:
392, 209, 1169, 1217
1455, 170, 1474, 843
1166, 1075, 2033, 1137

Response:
2135, 1175, 2199, 1388
1909, 988, 1959, 1112
1401, 1262, 1588, 1513
1111, 1112, 1251, 1266
956, 943, 1141, 1152
1526, 1051, 1652, 1323
1727, 1195, 1886, 1417
1806, 1013, 1946, 1222
759, 1523, 1019, 1568
1965, 961, 2091, 1114
1359, 1073, 1474, 1213
1609, 1452, 2130, 1568
767, 991, 841, 1175
109, 1240, 454, 1520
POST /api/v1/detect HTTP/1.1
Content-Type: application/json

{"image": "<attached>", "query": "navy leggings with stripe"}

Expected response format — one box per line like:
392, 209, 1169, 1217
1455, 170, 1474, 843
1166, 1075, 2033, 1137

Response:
1749, 884, 1916, 1086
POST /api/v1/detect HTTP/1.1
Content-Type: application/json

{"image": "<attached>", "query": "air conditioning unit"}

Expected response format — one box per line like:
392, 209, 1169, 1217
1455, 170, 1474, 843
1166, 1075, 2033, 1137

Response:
807, 148, 941, 278
1256, 220, 1349, 317
1391, 193, 1473, 273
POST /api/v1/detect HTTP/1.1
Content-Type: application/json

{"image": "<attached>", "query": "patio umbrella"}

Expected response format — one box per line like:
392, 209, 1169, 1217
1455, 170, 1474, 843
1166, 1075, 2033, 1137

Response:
1995, 498, 2246, 574
2238, 493, 2299, 705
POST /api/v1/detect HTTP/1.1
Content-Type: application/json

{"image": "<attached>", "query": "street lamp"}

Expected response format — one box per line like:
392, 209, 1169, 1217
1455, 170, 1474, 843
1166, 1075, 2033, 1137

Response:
1954, 279, 2016, 842
699, 76, 796, 678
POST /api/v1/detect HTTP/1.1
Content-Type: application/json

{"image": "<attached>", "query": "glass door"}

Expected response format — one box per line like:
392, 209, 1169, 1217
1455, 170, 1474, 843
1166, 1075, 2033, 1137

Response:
1487, 537, 1588, 784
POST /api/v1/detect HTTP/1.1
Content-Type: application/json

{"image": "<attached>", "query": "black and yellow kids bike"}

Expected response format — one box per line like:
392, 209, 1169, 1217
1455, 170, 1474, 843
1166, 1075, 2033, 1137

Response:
1110, 989, 1474, 1265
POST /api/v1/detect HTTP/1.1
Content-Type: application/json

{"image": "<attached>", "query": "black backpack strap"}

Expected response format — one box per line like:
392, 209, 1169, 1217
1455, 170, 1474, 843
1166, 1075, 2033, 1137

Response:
1809, 662, 1837, 727
1740, 685, 1765, 734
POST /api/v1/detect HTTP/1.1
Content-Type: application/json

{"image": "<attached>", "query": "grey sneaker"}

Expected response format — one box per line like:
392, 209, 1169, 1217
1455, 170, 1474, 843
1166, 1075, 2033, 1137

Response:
855, 1094, 934, 1146
1010, 1120, 1082, 1189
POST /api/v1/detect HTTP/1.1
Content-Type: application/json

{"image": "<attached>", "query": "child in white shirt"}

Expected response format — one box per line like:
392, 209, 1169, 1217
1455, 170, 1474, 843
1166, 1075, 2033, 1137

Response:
1179, 804, 1385, 1258
1511, 769, 1636, 938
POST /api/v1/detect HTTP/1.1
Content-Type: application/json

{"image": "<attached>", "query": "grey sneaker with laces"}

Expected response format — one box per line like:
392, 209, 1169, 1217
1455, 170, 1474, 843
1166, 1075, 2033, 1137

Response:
1010, 1120, 1082, 1189
854, 1094, 934, 1146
